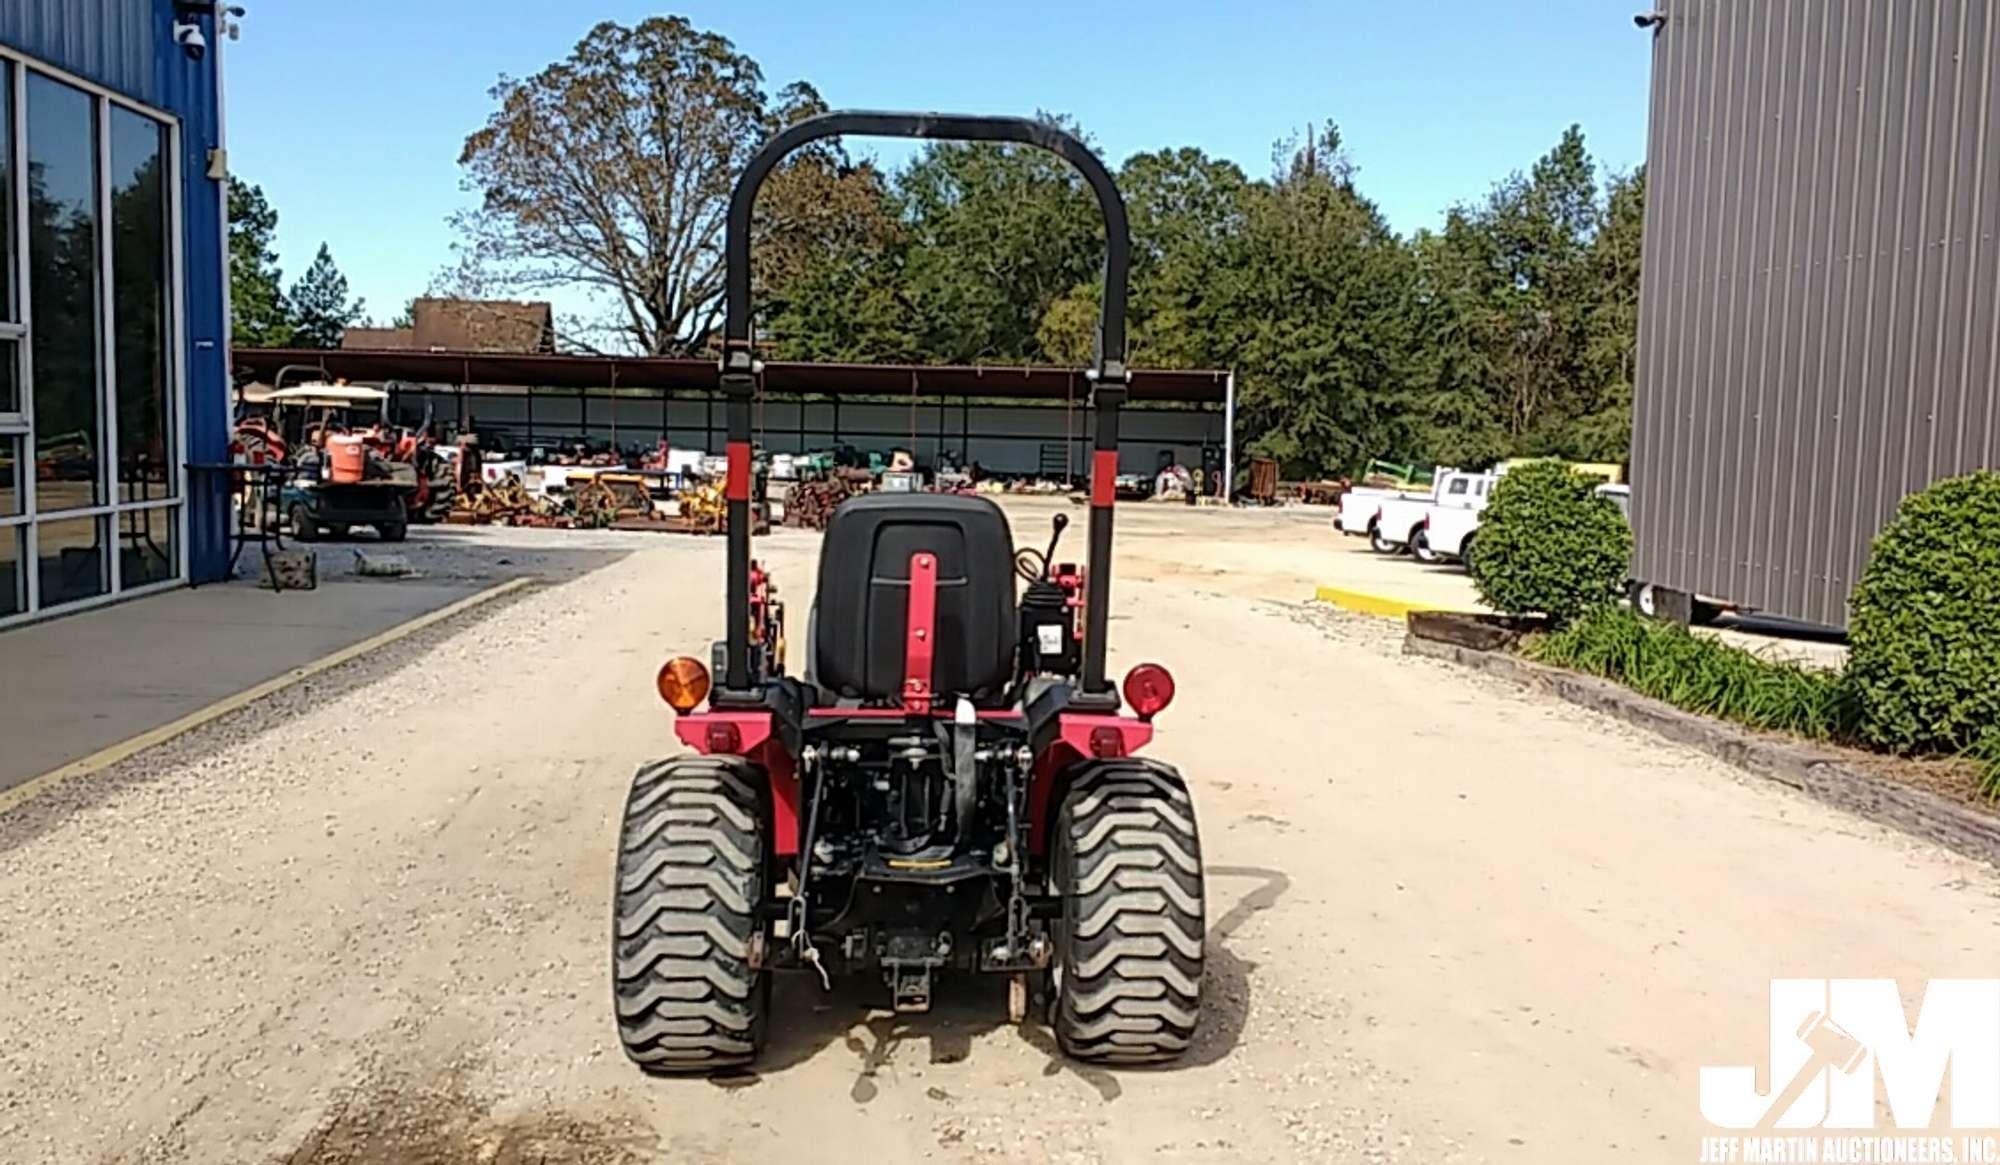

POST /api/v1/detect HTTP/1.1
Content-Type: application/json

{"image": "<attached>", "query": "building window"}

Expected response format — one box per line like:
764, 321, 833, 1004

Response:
111, 107, 172, 505
0, 55, 183, 624
119, 506, 174, 587
0, 61, 17, 424
26, 72, 102, 514
0, 525, 20, 617
0, 59, 26, 606
35, 514, 106, 608
0, 433, 17, 516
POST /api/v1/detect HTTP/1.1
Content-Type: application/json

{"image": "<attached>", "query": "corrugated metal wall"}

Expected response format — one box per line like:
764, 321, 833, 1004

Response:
1632, 0, 2000, 628
0, 0, 159, 106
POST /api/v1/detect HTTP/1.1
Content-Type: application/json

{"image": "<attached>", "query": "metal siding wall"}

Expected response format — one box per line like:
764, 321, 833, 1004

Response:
155, 8, 229, 583
1633, 0, 2000, 627
0, 0, 158, 105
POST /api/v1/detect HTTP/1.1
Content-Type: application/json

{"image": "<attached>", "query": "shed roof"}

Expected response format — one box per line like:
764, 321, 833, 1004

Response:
234, 348, 1231, 404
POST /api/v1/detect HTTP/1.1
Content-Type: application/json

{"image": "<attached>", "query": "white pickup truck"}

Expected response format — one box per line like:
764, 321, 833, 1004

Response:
1337, 484, 1424, 538
1413, 493, 1484, 566
1336, 465, 1466, 538
1414, 478, 1629, 570
1363, 470, 1496, 557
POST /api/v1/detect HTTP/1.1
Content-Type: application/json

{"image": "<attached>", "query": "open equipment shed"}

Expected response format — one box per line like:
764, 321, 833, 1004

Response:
230, 349, 1237, 487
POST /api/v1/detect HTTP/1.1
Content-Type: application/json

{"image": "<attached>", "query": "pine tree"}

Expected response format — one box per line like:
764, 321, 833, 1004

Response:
287, 243, 365, 349
228, 180, 292, 347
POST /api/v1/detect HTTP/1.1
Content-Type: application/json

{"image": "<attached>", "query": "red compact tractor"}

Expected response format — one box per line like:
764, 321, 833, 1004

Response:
612, 112, 1203, 1073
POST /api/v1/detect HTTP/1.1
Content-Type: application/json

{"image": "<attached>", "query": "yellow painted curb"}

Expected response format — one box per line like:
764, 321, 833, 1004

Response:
0, 576, 535, 817
1313, 585, 1437, 620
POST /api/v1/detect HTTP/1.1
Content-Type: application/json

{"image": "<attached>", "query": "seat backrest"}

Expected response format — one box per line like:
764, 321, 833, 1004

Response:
815, 493, 1016, 703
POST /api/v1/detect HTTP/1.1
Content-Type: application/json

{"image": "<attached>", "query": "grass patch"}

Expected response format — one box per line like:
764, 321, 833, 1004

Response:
1525, 606, 2000, 798
1972, 730, 2000, 800
1525, 606, 1853, 740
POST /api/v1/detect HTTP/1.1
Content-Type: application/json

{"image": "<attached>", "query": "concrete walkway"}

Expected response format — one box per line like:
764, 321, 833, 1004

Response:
0, 577, 486, 793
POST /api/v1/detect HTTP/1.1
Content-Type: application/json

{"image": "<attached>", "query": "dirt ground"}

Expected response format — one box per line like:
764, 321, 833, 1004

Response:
1, 498, 1994, 1164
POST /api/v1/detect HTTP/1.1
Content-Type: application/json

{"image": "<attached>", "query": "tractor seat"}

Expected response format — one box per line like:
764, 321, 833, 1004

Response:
814, 492, 1016, 704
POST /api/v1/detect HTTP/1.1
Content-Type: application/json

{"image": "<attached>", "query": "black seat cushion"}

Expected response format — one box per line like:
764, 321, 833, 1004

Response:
814, 493, 1016, 702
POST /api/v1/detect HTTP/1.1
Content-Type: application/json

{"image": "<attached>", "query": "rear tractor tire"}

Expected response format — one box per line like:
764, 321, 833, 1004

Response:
612, 756, 769, 1074
1052, 760, 1205, 1064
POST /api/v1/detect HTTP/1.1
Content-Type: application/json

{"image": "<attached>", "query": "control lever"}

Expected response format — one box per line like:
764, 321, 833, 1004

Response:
1043, 512, 1068, 569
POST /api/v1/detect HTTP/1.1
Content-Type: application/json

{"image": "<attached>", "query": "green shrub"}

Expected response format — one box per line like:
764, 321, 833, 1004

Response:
1845, 472, 2000, 761
1467, 461, 1631, 625
1528, 606, 1853, 740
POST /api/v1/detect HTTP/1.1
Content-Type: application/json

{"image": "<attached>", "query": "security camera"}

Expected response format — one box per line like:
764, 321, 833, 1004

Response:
1634, 11, 1667, 29
174, 20, 207, 60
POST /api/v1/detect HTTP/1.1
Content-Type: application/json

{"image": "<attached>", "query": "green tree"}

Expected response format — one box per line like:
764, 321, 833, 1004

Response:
1118, 147, 1250, 369
894, 120, 1104, 363
1209, 124, 1418, 477
1404, 127, 1641, 467
1477, 125, 1599, 451
228, 180, 292, 347
1034, 288, 1100, 367
1407, 212, 1511, 467
287, 243, 365, 348
755, 85, 916, 362
1565, 167, 1645, 460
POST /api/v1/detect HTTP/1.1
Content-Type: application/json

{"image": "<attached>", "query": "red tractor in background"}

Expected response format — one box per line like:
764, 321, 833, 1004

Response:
612, 112, 1204, 1073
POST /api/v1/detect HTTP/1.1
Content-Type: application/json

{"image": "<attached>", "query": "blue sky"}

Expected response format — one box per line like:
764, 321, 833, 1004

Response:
226, 1, 1656, 326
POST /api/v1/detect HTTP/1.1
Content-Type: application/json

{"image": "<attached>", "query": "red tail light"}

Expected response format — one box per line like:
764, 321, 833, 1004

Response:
1122, 663, 1176, 719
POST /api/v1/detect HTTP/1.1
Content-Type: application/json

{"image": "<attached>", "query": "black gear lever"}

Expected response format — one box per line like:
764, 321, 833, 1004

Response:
1045, 512, 1068, 566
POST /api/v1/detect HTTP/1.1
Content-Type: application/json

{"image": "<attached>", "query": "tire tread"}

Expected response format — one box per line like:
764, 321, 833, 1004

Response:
1054, 758, 1204, 1064
612, 756, 766, 1073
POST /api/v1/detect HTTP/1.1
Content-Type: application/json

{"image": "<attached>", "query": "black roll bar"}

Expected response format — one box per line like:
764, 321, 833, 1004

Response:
716, 111, 1130, 700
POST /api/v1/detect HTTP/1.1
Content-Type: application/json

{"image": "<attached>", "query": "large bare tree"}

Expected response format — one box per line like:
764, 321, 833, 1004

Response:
454, 18, 852, 356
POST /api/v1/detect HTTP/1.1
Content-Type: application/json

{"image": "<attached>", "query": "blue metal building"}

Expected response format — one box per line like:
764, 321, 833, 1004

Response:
0, 0, 229, 625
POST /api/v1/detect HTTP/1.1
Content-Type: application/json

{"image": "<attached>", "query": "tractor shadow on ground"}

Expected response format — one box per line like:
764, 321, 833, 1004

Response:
1159, 863, 1291, 1072
709, 971, 1023, 1100
710, 863, 1290, 1098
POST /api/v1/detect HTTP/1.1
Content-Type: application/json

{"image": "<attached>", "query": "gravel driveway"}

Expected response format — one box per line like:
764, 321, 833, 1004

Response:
1, 504, 1994, 1163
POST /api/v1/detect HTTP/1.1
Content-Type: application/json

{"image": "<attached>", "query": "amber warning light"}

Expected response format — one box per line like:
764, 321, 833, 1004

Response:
656, 657, 711, 712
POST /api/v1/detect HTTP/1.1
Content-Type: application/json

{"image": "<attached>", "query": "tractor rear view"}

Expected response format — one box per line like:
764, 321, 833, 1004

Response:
611, 112, 1204, 1072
